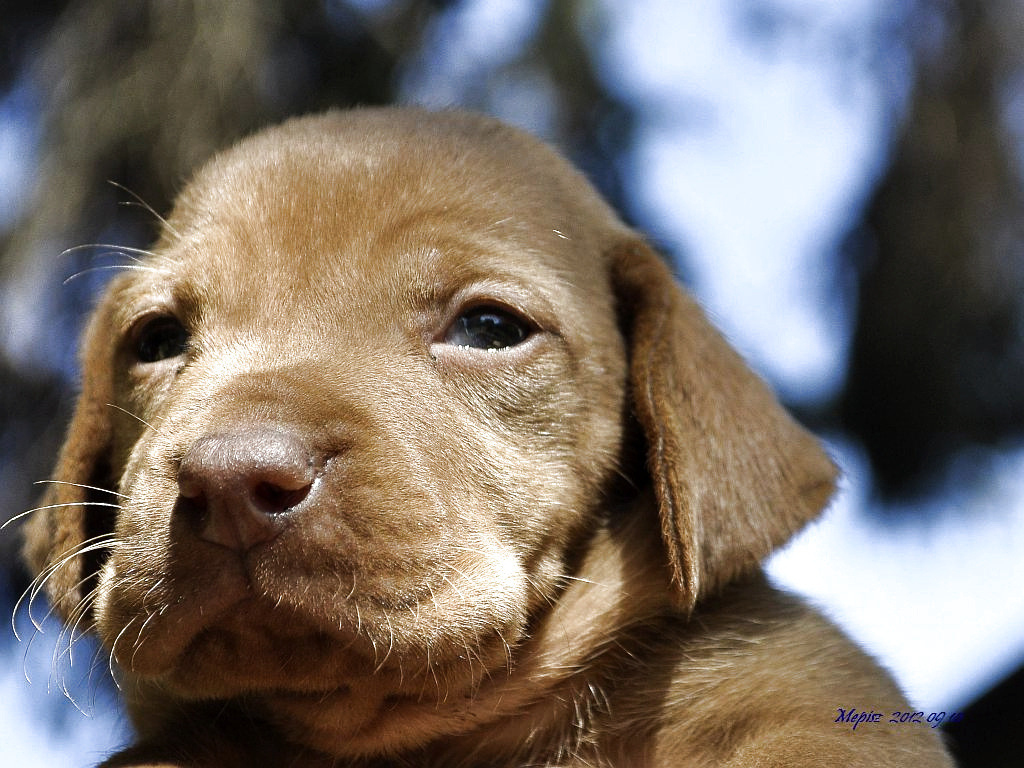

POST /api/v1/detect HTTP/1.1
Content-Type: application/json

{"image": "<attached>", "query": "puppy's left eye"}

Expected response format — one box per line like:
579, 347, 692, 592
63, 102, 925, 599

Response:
444, 306, 532, 350
133, 315, 190, 363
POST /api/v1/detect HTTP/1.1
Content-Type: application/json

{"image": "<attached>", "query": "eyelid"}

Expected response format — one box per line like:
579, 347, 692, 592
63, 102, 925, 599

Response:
117, 284, 178, 332
120, 296, 191, 363
125, 306, 179, 340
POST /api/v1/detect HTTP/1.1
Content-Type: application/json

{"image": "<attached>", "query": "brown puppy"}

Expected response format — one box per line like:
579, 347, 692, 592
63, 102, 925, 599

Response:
24, 108, 953, 767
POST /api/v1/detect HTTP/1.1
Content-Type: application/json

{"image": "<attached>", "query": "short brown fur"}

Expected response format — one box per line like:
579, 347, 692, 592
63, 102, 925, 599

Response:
24, 108, 952, 766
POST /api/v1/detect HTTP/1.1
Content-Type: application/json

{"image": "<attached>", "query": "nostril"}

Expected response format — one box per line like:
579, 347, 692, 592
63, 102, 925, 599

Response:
177, 489, 208, 513
252, 479, 311, 516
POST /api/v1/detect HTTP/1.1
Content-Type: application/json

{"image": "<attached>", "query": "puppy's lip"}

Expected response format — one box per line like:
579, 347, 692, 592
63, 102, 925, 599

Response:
109, 587, 249, 675
119, 592, 359, 681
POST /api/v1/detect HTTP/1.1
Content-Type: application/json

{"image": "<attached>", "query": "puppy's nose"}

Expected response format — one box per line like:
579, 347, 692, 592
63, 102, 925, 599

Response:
176, 429, 315, 551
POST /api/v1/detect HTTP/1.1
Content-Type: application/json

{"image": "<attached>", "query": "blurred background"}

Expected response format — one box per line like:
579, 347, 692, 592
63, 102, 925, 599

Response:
1, 0, 1022, 764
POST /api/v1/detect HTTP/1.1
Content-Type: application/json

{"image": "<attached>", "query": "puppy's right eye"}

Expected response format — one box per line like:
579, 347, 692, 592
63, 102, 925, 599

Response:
133, 315, 189, 363
444, 306, 533, 350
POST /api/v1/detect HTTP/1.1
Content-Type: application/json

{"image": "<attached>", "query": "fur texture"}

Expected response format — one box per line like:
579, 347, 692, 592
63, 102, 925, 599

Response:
24, 108, 953, 767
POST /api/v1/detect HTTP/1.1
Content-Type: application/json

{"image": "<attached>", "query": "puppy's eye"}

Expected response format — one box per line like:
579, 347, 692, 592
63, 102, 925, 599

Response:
133, 315, 189, 363
444, 306, 532, 350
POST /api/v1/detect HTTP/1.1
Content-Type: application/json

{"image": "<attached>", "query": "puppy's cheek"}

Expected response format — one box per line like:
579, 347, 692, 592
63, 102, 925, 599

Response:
434, 449, 599, 615
281, 470, 533, 647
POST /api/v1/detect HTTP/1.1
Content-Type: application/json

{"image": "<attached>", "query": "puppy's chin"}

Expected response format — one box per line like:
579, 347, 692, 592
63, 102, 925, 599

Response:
119, 629, 513, 755
112, 591, 530, 758
108, 590, 526, 756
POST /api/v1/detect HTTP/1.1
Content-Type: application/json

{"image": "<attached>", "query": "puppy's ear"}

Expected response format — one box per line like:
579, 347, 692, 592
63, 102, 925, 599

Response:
612, 239, 836, 612
23, 287, 120, 623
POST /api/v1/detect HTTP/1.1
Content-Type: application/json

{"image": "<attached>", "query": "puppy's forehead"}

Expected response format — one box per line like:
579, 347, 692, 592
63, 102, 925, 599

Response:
155, 110, 623, 302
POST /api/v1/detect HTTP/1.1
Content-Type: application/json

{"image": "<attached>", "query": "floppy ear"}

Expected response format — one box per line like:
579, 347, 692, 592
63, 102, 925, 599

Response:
23, 288, 121, 624
611, 239, 836, 612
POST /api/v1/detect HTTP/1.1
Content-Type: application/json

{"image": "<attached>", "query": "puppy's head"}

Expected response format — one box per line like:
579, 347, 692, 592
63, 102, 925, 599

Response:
24, 108, 834, 754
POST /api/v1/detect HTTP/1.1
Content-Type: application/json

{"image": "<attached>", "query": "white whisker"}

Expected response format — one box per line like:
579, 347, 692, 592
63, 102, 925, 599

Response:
107, 180, 179, 238
63, 263, 169, 285
105, 402, 161, 430
373, 610, 396, 674
109, 618, 138, 689
60, 242, 156, 259
32, 479, 127, 499
2, 500, 122, 532
17, 535, 117, 639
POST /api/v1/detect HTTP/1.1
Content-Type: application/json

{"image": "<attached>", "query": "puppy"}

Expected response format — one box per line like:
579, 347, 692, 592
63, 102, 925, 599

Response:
24, 108, 953, 767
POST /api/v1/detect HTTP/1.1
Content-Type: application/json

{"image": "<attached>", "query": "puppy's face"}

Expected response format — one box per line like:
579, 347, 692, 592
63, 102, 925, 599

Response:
69, 111, 630, 747
26, 109, 835, 758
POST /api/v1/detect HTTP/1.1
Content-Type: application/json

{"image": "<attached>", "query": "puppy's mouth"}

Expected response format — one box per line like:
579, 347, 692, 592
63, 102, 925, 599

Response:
109, 571, 391, 680
165, 600, 370, 696
99, 536, 525, 706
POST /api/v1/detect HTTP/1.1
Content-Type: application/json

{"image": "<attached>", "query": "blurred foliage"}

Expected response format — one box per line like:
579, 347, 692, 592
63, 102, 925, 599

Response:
842, 0, 1024, 495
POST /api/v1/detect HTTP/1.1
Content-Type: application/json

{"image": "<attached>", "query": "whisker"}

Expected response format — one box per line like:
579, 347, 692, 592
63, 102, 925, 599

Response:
438, 573, 467, 602
63, 584, 101, 659
520, 572, 558, 609
85, 633, 114, 700
53, 634, 85, 709
63, 263, 169, 285
18, 535, 118, 638
141, 577, 166, 607
23, 549, 107, 637
2, 500, 122, 532
25, 578, 104, 713
53, 618, 110, 715
559, 575, 599, 585
52, 578, 97, 640
425, 644, 441, 702
345, 573, 358, 602
128, 611, 159, 672
495, 626, 514, 676
105, 402, 161, 430
373, 611, 396, 674
107, 180, 179, 238
60, 242, 157, 260
109, 618, 139, 689
33, 479, 128, 499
